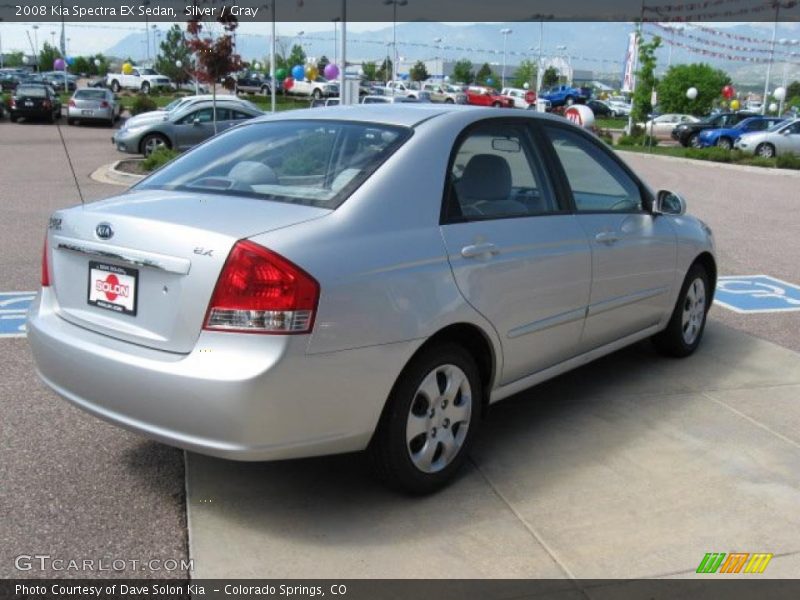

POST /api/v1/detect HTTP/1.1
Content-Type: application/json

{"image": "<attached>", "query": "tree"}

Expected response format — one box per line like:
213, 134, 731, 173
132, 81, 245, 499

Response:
475, 63, 497, 86
657, 63, 731, 117
186, 12, 243, 133
155, 24, 193, 84
38, 42, 61, 73
452, 59, 474, 85
361, 61, 378, 81
316, 55, 330, 75
3, 51, 25, 67
786, 80, 800, 108
376, 57, 393, 82
512, 59, 537, 89
542, 66, 559, 88
631, 35, 661, 124
285, 44, 307, 71
409, 60, 429, 82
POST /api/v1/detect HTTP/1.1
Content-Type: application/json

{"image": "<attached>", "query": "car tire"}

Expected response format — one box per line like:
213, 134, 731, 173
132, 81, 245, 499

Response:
688, 133, 701, 148
565, 96, 575, 106
492, 102, 502, 108
67, 117, 75, 126
141, 82, 150, 95
756, 143, 776, 158
261, 86, 270, 96
716, 137, 733, 150
368, 342, 482, 495
141, 133, 170, 157
652, 263, 710, 358
110, 80, 121, 93
312, 88, 322, 100
445, 98, 454, 104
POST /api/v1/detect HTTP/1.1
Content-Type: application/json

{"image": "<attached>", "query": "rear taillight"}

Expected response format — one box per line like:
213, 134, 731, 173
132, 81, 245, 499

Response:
68, 99, 76, 107
100, 100, 109, 108
10, 98, 16, 109
42, 100, 51, 109
204, 240, 319, 334
41, 237, 50, 287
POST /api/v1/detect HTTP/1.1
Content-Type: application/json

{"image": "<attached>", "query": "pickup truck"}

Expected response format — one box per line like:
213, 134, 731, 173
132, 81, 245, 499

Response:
464, 86, 514, 108
106, 67, 172, 94
420, 83, 465, 104
500, 87, 538, 109
287, 78, 338, 99
373, 81, 419, 99
539, 85, 589, 108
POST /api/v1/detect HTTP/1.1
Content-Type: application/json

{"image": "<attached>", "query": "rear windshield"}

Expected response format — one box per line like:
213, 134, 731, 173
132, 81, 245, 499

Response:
136, 120, 411, 209
75, 89, 107, 100
16, 86, 46, 97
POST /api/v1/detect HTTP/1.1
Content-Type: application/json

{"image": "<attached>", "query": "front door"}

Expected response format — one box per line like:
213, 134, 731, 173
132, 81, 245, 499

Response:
439, 120, 592, 385
541, 124, 678, 351
174, 107, 216, 150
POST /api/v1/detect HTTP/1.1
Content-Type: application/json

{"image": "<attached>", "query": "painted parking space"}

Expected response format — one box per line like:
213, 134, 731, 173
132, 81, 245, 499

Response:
715, 276, 800, 314
0, 292, 36, 338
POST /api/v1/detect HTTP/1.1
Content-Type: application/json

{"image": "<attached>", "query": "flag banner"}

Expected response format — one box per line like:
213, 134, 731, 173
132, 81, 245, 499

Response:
622, 32, 638, 93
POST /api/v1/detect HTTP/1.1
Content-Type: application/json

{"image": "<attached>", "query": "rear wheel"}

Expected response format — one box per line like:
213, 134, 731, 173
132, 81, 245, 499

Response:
492, 101, 502, 107
565, 96, 575, 106
141, 133, 170, 157
368, 343, 481, 494
716, 137, 733, 150
445, 98, 454, 104
312, 88, 322, 100
756, 143, 776, 158
110, 80, 121, 93
689, 133, 702, 148
140, 81, 151, 94
67, 117, 76, 126
652, 264, 710, 358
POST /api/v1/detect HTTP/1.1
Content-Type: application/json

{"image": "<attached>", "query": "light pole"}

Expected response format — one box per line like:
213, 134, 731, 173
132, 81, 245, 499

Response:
500, 28, 512, 88
143, 0, 151, 64
332, 17, 340, 68
762, 3, 781, 115
433, 37, 443, 79
152, 25, 159, 64
556, 44, 569, 85
50, 31, 56, 48
384, 0, 408, 83
32, 25, 39, 70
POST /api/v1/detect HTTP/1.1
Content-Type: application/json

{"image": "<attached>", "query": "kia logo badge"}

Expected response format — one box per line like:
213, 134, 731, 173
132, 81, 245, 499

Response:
96, 223, 114, 240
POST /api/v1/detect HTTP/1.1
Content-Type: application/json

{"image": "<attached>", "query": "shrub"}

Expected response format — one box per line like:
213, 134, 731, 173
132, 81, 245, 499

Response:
616, 133, 658, 147
131, 94, 158, 116
684, 147, 734, 163
142, 147, 179, 172
776, 153, 800, 170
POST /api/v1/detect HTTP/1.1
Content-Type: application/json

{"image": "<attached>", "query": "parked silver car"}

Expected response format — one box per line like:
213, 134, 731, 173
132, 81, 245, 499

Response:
67, 88, 120, 126
123, 94, 254, 129
29, 106, 716, 493
734, 118, 800, 158
112, 99, 264, 156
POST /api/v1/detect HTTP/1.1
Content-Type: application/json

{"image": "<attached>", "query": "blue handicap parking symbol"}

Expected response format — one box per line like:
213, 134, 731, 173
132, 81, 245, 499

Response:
715, 276, 800, 314
0, 292, 36, 338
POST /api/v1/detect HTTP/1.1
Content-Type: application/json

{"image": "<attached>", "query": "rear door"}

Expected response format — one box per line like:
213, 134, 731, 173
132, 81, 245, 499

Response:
540, 123, 677, 352
439, 119, 592, 384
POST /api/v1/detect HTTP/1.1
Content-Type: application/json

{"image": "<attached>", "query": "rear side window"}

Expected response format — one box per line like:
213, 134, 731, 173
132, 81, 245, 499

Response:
444, 122, 558, 221
16, 86, 47, 97
136, 120, 410, 209
543, 126, 642, 213
75, 89, 107, 100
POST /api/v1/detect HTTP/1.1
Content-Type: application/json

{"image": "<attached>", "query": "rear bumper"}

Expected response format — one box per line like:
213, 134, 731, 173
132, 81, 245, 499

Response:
68, 106, 114, 121
28, 288, 417, 461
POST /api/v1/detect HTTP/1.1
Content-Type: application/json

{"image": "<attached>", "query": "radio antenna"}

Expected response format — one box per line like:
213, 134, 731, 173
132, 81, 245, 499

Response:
55, 119, 85, 206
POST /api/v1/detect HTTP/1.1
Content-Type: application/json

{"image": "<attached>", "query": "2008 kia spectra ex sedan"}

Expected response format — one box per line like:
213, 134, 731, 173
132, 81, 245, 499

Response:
29, 105, 716, 494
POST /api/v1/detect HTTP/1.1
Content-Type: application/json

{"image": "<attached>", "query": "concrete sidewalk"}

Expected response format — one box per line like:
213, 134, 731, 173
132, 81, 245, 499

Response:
186, 323, 800, 579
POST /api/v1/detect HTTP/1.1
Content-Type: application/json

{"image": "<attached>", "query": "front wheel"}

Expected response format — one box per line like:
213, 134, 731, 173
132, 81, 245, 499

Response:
312, 88, 322, 99
141, 133, 170, 157
756, 143, 776, 158
445, 98, 454, 104
492, 101, 502, 107
689, 133, 702, 148
652, 264, 710, 358
565, 96, 575, 106
368, 343, 481, 494
140, 82, 150, 94
110, 80, 121, 93
716, 137, 733, 150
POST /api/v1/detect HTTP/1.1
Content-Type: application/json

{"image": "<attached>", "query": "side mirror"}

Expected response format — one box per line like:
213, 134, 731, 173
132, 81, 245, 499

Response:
653, 190, 687, 216
193, 118, 201, 126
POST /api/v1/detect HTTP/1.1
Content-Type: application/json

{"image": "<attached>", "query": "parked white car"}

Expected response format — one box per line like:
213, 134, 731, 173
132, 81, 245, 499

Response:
287, 78, 338, 99
500, 87, 537, 109
640, 114, 699, 140
734, 118, 800, 158
375, 81, 419, 99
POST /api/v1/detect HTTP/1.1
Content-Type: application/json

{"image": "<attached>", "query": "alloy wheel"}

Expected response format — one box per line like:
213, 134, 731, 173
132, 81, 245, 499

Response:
681, 277, 706, 345
406, 364, 472, 474
143, 136, 166, 156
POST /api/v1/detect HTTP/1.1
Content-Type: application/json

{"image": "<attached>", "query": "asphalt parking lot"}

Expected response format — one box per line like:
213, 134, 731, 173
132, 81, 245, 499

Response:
1, 116, 799, 581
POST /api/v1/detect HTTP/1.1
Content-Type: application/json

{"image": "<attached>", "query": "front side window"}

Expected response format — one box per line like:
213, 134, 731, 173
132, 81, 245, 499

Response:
136, 120, 410, 209
544, 126, 643, 213
445, 122, 558, 221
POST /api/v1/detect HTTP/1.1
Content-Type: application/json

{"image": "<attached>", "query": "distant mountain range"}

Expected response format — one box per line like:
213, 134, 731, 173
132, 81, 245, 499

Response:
105, 21, 800, 87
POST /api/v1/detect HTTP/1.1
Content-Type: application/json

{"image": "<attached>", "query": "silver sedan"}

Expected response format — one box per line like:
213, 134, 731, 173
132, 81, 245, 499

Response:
734, 118, 800, 158
67, 88, 120, 126
29, 105, 716, 493
112, 99, 264, 156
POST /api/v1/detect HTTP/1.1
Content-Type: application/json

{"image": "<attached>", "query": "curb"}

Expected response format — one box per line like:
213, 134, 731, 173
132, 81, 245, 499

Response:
90, 160, 146, 187
617, 150, 800, 178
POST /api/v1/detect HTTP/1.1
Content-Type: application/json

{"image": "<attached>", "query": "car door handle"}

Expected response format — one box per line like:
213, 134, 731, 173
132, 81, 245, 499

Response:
595, 231, 620, 245
461, 243, 499, 258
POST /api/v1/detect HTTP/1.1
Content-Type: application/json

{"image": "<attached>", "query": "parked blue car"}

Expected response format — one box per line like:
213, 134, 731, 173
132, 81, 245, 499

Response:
697, 116, 786, 149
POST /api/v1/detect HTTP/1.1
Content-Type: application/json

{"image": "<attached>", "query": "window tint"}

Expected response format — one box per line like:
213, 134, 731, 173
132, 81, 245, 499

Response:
232, 110, 253, 120
544, 126, 642, 213
446, 122, 557, 221
75, 89, 107, 100
16, 86, 47, 97
787, 121, 800, 135
179, 108, 213, 124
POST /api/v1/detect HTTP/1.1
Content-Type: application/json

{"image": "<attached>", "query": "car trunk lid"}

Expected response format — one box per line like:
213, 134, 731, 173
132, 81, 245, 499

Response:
48, 190, 330, 353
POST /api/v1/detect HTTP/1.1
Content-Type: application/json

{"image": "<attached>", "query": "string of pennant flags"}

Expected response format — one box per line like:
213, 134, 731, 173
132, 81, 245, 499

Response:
686, 22, 800, 45
643, 0, 798, 21
650, 22, 800, 57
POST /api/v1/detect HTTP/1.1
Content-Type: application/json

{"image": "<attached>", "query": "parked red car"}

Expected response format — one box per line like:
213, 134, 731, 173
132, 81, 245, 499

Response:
464, 86, 514, 108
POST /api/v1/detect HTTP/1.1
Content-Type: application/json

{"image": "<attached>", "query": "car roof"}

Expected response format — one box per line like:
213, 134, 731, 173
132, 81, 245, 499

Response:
249, 103, 565, 129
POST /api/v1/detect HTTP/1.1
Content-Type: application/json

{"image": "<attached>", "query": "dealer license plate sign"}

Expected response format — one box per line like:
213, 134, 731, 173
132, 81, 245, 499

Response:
88, 262, 138, 316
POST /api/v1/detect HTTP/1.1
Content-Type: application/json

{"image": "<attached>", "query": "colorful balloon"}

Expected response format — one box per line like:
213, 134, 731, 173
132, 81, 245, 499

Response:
66, 56, 75, 66
53, 58, 66, 71
323, 63, 339, 80
730, 99, 741, 111
122, 62, 133, 75
774, 87, 787, 101
722, 85, 735, 100
486, 77, 494, 86
283, 76, 295, 91
291, 65, 305, 80
686, 87, 698, 100
769, 102, 778, 113
305, 65, 319, 81
275, 68, 287, 82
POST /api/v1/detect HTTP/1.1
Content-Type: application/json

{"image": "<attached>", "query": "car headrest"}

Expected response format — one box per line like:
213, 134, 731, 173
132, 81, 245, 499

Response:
458, 154, 512, 202
228, 161, 278, 185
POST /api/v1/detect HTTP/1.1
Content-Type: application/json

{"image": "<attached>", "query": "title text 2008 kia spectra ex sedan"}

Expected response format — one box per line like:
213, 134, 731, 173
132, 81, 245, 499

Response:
28, 105, 716, 494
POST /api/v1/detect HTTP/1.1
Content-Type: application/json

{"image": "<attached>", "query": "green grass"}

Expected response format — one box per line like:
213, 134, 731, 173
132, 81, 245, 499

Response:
616, 145, 800, 170
595, 117, 628, 130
